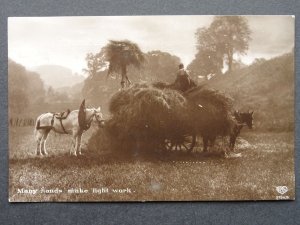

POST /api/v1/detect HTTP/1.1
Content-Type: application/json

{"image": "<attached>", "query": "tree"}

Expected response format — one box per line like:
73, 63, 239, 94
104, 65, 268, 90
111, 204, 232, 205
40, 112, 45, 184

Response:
8, 59, 46, 114
103, 40, 145, 88
143, 51, 181, 83
188, 49, 223, 80
81, 50, 180, 108
83, 52, 106, 78
195, 16, 251, 74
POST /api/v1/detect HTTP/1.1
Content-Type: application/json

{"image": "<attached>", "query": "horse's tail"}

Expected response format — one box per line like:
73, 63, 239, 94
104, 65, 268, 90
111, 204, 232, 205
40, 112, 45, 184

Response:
34, 116, 41, 138
34, 114, 46, 139
35, 119, 40, 130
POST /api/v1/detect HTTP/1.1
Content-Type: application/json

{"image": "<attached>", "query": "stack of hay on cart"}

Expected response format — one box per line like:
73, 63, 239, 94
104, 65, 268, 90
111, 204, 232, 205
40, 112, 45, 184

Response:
88, 82, 235, 153
184, 86, 234, 137
106, 83, 190, 150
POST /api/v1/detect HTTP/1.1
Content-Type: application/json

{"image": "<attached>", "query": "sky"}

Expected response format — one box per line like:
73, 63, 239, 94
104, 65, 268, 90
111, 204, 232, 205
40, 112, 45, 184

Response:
8, 15, 295, 75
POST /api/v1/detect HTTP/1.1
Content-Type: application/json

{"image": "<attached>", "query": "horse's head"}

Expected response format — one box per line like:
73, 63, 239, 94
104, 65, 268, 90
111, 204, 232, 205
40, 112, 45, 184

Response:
233, 110, 241, 120
240, 111, 254, 129
92, 107, 105, 128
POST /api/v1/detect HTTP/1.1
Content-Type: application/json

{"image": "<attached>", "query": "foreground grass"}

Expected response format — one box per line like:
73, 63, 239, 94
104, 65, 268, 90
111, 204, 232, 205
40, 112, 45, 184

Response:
9, 127, 295, 201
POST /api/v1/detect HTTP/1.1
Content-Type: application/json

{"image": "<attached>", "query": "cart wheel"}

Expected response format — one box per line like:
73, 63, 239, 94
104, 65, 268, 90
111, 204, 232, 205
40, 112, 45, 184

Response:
164, 134, 196, 152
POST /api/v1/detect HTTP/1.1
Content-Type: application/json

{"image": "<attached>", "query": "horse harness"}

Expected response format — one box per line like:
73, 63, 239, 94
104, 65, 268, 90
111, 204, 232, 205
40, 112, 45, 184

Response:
52, 109, 71, 134
54, 109, 95, 133
80, 110, 104, 130
81, 113, 94, 131
232, 114, 247, 136
37, 109, 102, 133
36, 112, 67, 131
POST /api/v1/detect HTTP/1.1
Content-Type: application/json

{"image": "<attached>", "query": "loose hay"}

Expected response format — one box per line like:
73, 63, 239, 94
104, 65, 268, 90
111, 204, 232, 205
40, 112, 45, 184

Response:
184, 86, 234, 137
88, 83, 235, 155
106, 84, 190, 152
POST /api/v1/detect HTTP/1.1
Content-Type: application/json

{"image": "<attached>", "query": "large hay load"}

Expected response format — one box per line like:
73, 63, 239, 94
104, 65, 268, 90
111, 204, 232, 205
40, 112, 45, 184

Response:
105, 83, 191, 152
88, 82, 234, 155
184, 86, 234, 138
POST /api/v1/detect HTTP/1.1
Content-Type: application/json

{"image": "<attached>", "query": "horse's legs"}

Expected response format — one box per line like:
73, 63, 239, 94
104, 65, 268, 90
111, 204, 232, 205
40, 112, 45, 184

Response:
77, 134, 83, 155
72, 131, 82, 156
229, 136, 233, 150
125, 75, 132, 86
120, 81, 125, 89
70, 139, 75, 155
36, 138, 42, 156
203, 136, 208, 152
35, 129, 43, 156
41, 130, 50, 155
70, 136, 77, 156
209, 136, 216, 150
230, 135, 237, 152
121, 75, 126, 89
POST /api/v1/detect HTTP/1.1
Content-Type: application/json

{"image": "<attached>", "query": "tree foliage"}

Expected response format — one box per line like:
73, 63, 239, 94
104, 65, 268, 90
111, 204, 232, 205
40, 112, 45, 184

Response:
190, 16, 251, 77
82, 52, 106, 78
82, 50, 180, 111
8, 59, 46, 114
103, 40, 145, 87
188, 49, 223, 80
137, 50, 180, 83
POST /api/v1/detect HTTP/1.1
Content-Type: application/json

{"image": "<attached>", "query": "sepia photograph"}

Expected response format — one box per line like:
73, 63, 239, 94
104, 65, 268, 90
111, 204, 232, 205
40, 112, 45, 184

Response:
8, 15, 295, 202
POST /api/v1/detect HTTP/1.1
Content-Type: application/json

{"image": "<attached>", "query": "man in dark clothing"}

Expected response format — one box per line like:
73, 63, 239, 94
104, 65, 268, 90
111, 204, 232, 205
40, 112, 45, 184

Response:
174, 63, 191, 92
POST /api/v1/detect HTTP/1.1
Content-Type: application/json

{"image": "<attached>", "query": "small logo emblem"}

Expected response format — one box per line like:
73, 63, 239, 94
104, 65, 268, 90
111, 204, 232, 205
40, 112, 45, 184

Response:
276, 186, 288, 195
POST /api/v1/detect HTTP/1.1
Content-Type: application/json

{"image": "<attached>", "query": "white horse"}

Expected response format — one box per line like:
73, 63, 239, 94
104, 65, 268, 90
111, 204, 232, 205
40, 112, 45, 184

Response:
34, 106, 104, 156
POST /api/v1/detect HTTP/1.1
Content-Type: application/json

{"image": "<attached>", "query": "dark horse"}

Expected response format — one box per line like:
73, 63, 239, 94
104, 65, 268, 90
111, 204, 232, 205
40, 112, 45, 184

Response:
153, 79, 253, 153
202, 110, 254, 152
229, 111, 254, 150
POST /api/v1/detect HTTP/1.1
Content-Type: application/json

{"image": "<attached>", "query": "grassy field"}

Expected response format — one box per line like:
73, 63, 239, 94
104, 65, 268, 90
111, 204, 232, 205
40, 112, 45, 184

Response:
9, 126, 295, 202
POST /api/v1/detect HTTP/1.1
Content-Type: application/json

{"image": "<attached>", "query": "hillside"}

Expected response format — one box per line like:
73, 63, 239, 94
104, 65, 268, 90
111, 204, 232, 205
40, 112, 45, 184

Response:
56, 82, 84, 100
205, 53, 294, 131
32, 65, 85, 88
8, 59, 46, 115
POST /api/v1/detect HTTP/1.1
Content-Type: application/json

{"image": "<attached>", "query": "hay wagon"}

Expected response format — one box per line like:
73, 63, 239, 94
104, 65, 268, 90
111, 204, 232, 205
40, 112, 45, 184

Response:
158, 102, 199, 153
156, 82, 233, 153
162, 132, 197, 152
108, 82, 233, 153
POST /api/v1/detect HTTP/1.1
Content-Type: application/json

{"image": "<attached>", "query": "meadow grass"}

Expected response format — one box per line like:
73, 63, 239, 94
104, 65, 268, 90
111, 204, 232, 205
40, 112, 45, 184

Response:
9, 127, 295, 202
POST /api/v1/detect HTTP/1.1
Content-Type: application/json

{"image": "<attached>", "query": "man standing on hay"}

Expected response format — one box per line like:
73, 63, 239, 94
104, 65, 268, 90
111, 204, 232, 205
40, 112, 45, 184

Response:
174, 63, 191, 92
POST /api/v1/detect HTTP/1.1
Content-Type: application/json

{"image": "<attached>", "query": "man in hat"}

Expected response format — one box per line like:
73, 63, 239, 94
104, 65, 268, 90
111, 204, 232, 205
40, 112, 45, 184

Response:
174, 63, 191, 92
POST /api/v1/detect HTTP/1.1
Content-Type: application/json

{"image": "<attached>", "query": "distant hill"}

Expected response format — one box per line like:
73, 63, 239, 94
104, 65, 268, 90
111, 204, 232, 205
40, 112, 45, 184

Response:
56, 81, 84, 100
32, 65, 85, 89
205, 53, 294, 131
8, 59, 46, 115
